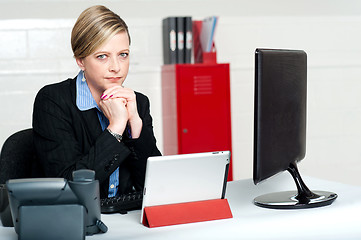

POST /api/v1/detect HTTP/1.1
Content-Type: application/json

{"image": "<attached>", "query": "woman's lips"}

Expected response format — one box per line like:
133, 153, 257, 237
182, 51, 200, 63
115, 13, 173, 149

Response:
105, 77, 121, 82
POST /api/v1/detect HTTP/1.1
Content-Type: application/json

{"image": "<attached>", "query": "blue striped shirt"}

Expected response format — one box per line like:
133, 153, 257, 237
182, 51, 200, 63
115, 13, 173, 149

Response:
76, 71, 119, 197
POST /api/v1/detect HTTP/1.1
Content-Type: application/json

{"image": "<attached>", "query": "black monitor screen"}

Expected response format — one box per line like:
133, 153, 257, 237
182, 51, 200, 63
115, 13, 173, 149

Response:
254, 48, 307, 184
252, 48, 337, 209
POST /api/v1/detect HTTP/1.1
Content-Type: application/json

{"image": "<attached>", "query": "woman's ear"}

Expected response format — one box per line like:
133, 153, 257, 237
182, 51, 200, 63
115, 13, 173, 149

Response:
76, 58, 85, 71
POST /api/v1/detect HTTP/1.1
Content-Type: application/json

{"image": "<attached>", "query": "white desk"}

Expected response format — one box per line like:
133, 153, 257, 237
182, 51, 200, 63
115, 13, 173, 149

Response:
1, 172, 361, 239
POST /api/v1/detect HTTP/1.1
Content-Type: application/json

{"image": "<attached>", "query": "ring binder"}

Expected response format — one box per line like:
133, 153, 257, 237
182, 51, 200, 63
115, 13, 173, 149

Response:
162, 17, 177, 64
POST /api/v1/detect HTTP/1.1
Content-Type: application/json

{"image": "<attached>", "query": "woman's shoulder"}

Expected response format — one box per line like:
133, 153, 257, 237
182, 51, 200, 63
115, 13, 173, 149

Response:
38, 78, 75, 95
35, 77, 76, 105
37, 78, 75, 97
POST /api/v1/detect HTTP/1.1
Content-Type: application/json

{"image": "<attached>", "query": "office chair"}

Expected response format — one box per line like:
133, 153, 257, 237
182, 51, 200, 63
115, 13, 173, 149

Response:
0, 128, 44, 227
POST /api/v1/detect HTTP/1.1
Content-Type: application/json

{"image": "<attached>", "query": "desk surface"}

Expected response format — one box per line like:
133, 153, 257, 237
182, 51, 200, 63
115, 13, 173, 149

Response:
1, 172, 361, 240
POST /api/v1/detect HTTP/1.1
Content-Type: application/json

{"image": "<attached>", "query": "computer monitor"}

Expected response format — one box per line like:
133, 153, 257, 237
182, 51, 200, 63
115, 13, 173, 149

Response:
253, 48, 337, 209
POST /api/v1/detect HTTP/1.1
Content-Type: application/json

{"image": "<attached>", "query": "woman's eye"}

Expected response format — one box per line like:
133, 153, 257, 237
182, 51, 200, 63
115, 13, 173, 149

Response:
97, 54, 107, 59
120, 52, 129, 58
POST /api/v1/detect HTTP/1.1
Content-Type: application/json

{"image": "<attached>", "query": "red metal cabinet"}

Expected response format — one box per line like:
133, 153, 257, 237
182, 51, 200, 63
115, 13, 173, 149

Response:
161, 63, 232, 180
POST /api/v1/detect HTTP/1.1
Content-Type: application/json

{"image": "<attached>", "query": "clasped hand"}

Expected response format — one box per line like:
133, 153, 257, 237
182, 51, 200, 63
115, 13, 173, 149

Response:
98, 86, 142, 138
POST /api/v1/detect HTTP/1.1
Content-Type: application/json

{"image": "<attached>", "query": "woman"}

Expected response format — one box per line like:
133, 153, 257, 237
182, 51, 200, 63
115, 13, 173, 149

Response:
32, 5, 161, 198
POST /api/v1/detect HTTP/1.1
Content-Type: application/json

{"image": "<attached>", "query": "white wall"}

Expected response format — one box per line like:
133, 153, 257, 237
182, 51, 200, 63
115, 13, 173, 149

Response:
0, 0, 360, 186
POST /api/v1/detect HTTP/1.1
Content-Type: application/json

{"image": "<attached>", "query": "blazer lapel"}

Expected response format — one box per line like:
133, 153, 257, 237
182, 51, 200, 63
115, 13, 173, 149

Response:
80, 109, 103, 142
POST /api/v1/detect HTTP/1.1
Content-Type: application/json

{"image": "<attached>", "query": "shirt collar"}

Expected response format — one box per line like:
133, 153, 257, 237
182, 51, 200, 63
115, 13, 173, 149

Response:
76, 71, 100, 111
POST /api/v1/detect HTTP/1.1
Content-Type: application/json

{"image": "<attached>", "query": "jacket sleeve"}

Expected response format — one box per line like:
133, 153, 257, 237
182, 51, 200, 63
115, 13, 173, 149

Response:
123, 92, 162, 191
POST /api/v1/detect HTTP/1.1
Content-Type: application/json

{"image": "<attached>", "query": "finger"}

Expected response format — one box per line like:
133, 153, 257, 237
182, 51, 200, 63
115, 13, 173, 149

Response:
100, 86, 123, 100
102, 87, 134, 101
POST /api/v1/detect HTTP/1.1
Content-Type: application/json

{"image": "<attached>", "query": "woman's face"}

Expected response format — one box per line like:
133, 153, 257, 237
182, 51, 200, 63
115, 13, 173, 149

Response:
76, 31, 130, 96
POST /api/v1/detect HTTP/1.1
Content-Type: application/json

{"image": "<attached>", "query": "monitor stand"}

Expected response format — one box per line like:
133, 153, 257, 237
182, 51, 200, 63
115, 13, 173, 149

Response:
254, 162, 338, 209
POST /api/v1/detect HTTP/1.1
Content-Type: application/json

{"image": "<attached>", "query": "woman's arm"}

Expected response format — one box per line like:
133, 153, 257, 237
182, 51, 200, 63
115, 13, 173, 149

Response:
32, 83, 131, 184
123, 92, 162, 190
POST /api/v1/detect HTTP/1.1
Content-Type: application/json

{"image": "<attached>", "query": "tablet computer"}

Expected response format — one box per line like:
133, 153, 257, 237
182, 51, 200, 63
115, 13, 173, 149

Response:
140, 151, 230, 223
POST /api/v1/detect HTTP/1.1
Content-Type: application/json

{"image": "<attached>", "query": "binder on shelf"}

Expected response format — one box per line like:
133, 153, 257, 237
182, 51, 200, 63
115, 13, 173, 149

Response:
184, 16, 193, 63
163, 16, 193, 64
162, 17, 177, 64
162, 16, 218, 65
142, 199, 232, 228
176, 17, 185, 64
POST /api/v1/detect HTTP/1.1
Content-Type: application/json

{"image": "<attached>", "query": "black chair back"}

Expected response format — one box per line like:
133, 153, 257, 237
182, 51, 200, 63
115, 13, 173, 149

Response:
0, 129, 44, 227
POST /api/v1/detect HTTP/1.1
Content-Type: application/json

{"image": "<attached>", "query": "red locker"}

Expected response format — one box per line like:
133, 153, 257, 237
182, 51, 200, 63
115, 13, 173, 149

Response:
161, 63, 232, 180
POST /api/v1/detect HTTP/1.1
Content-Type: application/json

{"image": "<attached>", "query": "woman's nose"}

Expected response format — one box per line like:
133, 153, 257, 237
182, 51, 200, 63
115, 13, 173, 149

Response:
109, 57, 120, 72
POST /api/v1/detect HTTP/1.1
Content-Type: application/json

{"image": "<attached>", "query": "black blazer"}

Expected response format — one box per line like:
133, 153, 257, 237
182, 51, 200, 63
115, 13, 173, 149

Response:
32, 77, 161, 198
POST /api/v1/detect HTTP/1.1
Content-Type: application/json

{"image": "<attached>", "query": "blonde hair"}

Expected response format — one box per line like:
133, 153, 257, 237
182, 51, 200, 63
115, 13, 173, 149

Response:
71, 5, 131, 59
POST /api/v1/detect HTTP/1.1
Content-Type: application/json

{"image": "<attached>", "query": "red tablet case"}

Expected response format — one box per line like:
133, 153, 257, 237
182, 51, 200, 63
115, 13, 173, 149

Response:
142, 198, 232, 228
